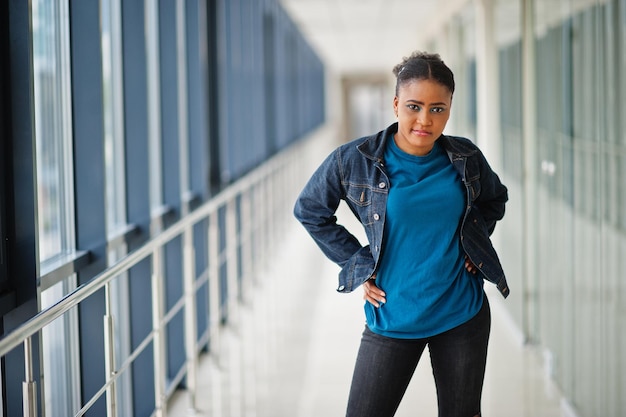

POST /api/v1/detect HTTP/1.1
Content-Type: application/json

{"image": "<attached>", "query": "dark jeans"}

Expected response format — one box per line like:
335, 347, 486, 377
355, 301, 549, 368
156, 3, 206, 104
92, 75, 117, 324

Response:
346, 296, 491, 417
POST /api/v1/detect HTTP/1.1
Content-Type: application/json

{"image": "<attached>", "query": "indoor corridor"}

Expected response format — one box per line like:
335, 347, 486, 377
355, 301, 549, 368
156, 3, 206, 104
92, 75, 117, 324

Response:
3, 1, 625, 416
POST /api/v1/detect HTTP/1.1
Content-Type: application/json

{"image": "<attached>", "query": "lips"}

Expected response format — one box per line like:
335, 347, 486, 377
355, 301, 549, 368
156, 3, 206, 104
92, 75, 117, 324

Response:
411, 129, 431, 137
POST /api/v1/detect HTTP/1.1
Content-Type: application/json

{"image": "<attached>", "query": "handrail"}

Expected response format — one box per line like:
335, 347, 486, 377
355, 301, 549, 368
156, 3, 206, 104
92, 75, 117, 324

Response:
0, 146, 286, 358
0, 130, 313, 417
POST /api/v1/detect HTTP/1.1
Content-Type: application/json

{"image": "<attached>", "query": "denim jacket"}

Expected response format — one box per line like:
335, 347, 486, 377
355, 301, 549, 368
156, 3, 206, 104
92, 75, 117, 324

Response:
294, 123, 510, 298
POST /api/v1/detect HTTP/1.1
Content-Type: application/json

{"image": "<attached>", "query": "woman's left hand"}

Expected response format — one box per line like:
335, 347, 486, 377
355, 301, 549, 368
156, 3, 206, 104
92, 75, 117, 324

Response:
362, 276, 386, 308
464, 255, 478, 274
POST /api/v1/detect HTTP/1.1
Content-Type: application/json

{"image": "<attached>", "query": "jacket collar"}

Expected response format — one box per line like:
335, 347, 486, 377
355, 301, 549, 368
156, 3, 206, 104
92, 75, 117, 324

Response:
356, 122, 477, 162
355, 123, 396, 163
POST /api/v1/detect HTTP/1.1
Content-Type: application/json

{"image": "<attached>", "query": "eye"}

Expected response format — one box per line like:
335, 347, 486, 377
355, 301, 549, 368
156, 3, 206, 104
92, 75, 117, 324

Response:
430, 107, 446, 113
406, 104, 421, 111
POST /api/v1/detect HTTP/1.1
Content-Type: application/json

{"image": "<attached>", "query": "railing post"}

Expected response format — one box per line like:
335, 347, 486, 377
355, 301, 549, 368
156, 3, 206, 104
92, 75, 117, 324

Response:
151, 247, 167, 417
207, 212, 223, 415
224, 198, 239, 325
208, 212, 221, 357
22, 337, 37, 417
258, 181, 269, 269
239, 189, 253, 301
183, 226, 198, 410
265, 176, 272, 255
104, 283, 118, 417
239, 188, 258, 416
226, 198, 243, 416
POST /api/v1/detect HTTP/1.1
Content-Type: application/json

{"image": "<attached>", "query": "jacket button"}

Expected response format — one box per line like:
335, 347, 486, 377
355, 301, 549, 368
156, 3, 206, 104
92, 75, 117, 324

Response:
338, 285, 345, 291
373, 213, 380, 221
378, 182, 386, 189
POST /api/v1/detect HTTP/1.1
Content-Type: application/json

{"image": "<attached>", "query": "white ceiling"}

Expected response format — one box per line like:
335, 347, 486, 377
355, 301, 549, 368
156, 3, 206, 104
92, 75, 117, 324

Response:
279, 0, 470, 75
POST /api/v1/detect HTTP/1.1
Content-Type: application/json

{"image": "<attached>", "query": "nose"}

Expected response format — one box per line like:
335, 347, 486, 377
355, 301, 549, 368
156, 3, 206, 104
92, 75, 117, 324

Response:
417, 111, 431, 126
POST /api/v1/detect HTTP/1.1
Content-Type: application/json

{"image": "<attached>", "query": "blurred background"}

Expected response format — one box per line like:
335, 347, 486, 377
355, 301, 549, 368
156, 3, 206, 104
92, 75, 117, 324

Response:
1, 0, 624, 416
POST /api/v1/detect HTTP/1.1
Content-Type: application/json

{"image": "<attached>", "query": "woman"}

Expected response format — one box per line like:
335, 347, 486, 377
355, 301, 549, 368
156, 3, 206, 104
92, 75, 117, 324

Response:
293, 51, 509, 417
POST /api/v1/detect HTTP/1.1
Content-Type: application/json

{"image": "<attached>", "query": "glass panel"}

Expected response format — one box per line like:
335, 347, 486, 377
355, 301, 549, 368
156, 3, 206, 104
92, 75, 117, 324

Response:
107, 249, 134, 416
620, 0, 626, 231
530, 1, 625, 415
146, 0, 163, 212
100, 0, 133, 415
102, 0, 133, 414
535, 16, 575, 392
602, 2, 625, 415
0, 368, 3, 417
102, 0, 127, 236
40, 279, 81, 416
0, 208, 6, 294
32, 1, 80, 415
32, 0, 75, 262
571, 8, 603, 416
612, 4, 626, 415
495, 0, 523, 331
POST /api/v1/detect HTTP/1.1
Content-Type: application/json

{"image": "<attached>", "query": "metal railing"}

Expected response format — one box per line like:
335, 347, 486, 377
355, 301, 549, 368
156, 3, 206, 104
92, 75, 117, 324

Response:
0, 133, 312, 417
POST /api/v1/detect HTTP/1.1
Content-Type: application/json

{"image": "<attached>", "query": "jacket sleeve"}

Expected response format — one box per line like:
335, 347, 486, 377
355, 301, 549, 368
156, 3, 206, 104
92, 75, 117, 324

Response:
293, 149, 364, 269
475, 150, 508, 235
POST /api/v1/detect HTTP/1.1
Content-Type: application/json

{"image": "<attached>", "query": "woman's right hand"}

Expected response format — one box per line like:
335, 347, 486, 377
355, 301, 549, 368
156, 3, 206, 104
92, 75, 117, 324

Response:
362, 276, 386, 308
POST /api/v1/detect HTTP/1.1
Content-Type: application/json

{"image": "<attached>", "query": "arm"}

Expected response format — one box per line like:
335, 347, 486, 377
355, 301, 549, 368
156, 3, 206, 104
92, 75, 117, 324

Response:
474, 150, 508, 235
293, 150, 364, 268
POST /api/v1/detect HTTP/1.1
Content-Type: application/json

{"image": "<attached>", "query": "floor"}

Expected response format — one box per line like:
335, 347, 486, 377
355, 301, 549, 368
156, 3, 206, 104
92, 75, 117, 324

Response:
168, 125, 575, 417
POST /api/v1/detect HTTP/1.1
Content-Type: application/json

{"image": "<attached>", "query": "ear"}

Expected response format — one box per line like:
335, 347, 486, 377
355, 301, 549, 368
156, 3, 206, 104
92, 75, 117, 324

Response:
393, 96, 399, 117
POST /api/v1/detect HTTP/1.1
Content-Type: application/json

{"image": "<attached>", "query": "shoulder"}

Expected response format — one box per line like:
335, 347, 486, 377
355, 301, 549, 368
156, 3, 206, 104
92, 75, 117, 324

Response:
337, 135, 371, 153
439, 135, 480, 156
342, 130, 382, 151
324, 124, 393, 170
332, 130, 385, 163
313, 134, 373, 178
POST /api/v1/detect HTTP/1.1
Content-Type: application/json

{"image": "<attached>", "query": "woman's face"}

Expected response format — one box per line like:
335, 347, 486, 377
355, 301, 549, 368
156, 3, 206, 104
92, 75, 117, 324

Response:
393, 78, 452, 156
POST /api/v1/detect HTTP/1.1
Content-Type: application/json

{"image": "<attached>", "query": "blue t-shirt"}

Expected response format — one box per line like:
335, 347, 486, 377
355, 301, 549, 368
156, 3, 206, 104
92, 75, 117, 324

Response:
364, 135, 483, 339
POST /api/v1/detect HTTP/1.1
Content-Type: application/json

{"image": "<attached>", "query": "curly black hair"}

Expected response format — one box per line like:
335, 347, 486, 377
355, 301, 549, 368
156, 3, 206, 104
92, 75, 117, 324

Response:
392, 51, 455, 96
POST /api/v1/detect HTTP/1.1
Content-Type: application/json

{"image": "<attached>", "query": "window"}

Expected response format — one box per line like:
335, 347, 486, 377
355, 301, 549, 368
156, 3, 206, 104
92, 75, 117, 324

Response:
32, 0, 81, 415
102, 0, 127, 237
32, 0, 75, 263
101, 0, 133, 415
145, 0, 163, 214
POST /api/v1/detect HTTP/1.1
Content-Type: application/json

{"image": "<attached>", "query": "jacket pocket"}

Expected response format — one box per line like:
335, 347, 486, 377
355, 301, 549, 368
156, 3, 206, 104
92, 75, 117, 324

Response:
345, 184, 377, 226
346, 183, 372, 206
467, 175, 482, 202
